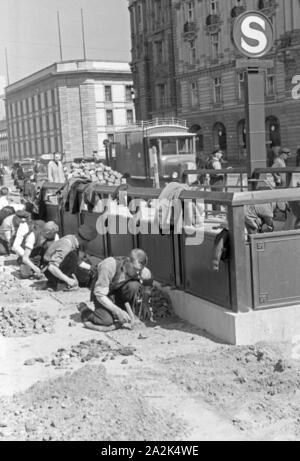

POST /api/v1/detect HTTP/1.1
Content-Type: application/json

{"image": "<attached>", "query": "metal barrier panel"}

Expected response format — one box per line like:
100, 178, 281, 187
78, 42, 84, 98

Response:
250, 231, 300, 310
81, 211, 106, 259
62, 211, 80, 236
45, 204, 62, 233
138, 232, 176, 285
183, 231, 231, 309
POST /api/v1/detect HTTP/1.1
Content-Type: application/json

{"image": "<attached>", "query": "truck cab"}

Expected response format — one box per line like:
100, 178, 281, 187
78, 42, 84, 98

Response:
115, 118, 197, 184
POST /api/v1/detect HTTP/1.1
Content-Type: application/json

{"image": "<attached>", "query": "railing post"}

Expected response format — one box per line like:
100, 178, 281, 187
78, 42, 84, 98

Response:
227, 203, 250, 313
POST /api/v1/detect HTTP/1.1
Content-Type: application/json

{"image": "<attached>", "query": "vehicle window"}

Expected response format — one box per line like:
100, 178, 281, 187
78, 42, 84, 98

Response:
178, 138, 192, 154
161, 138, 177, 156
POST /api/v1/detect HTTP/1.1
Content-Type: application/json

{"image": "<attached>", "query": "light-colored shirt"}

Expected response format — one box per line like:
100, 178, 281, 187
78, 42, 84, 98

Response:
0, 197, 9, 210
48, 160, 65, 183
0, 215, 17, 242
44, 234, 79, 267
11, 222, 30, 254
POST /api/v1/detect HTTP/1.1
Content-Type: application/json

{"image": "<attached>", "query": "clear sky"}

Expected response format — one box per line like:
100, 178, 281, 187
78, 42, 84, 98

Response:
0, 0, 131, 85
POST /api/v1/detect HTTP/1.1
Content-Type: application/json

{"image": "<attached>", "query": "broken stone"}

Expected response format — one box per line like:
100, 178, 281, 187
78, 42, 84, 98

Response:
24, 359, 35, 366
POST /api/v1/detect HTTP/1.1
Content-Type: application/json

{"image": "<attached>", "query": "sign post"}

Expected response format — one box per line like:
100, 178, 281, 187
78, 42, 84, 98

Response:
232, 11, 274, 179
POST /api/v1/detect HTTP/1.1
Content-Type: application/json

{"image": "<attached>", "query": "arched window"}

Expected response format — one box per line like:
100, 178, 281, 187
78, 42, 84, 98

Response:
213, 122, 227, 155
265, 116, 281, 147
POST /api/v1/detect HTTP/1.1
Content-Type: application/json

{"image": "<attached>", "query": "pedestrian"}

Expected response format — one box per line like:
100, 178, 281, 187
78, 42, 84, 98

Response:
12, 221, 59, 279
78, 249, 153, 331
48, 152, 65, 183
0, 187, 9, 210
0, 164, 5, 187
272, 147, 291, 187
43, 223, 98, 291
208, 150, 224, 211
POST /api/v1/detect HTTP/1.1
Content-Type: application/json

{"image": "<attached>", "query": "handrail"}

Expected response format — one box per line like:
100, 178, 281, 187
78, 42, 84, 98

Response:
41, 181, 300, 207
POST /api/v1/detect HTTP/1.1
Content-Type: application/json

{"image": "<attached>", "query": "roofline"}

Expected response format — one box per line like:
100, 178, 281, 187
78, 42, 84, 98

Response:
5, 59, 132, 94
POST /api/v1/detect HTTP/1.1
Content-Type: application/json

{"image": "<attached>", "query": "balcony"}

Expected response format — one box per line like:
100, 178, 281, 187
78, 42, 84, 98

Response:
183, 21, 197, 40
204, 14, 222, 34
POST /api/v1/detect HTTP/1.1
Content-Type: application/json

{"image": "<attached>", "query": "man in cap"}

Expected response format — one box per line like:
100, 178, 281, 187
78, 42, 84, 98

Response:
43, 223, 98, 291
272, 147, 291, 187
0, 209, 31, 255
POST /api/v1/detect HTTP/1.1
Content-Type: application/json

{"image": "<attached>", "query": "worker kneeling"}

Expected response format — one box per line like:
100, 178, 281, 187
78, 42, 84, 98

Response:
43, 224, 98, 291
79, 249, 152, 331
12, 220, 59, 279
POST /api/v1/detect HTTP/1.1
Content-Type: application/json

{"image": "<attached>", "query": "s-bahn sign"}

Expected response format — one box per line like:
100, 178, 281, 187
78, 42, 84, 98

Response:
233, 11, 274, 58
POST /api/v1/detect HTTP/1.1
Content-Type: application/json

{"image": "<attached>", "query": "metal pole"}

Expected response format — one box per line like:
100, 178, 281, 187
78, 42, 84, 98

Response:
5, 48, 10, 85
81, 9, 87, 61
57, 11, 63, 61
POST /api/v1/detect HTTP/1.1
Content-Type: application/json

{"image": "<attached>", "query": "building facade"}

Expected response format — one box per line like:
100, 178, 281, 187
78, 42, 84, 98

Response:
129, 0, 300, 164
128, 0, 178, 120
0, 120, 9, 164
5, 60, 135, 163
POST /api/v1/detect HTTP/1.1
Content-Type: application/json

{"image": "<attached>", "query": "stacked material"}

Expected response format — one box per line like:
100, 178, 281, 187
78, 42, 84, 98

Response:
0, 307, 55, 337
68, 162, 124, 186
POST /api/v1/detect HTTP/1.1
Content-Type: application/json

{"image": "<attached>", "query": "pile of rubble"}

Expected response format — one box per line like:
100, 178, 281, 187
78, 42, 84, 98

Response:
0, 307, 55, 337
69, 162, 124, 186
150, 287, 174, 320
24, 340, 136, 368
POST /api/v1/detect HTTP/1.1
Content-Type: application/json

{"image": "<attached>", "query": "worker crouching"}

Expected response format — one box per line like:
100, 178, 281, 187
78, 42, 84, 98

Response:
43, 224, 98, 291
79, 249, 152, 331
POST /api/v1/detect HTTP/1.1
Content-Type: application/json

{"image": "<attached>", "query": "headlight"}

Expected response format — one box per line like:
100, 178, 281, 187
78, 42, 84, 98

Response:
172, 171, 179, 179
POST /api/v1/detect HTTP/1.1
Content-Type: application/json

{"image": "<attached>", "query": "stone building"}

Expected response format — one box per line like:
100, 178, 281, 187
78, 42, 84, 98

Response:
128, 0, 178, 120
128, 0, 300, 164
5, 60, 135, 163
0, 120, 8, 164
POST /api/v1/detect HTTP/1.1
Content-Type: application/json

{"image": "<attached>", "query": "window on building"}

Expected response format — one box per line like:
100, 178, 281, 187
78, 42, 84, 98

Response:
38, 94, 42, 110
51, 89, 56, 106
189, 40, 196, 65
210, 0, 219, 14
238, 72, 245, 101
156, 41, 164, 63
157, 83, 167, 108
211, 33, 219, 60
126, 110, 134, 125
266, 68, 275, 96
191, 81, 199, 106
107, 134, 114, 144
213, 77, 222, 104
106, 110, 114, 126
125, 133, 131, 149
137, 3, 143, 30
186, 1, 195, 21
105, 86, 112, 102
125, 85, 133, 102
154, 0, 162, 22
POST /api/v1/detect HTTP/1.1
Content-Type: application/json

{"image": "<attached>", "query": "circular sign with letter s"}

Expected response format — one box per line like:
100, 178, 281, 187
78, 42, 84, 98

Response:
233, 11, 274, 58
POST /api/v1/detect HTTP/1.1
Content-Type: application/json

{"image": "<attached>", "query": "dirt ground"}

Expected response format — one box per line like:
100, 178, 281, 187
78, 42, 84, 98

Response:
0, 261, 299, 441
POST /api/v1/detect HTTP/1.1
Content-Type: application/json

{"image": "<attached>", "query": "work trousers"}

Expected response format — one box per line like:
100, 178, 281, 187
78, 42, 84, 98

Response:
44, 250, 79, 290
84, 280, 141, 326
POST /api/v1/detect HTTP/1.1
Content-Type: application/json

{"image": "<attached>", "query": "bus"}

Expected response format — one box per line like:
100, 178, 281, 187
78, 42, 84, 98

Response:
113, 118, 197, 184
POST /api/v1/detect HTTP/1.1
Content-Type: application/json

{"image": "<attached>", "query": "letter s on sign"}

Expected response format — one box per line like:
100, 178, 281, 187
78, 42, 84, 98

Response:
292, 76, 300, 100
241, 16, 267, 55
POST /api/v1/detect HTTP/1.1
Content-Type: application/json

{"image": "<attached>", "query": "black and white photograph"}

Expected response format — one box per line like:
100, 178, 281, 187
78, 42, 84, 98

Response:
0, 0, 300, 444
